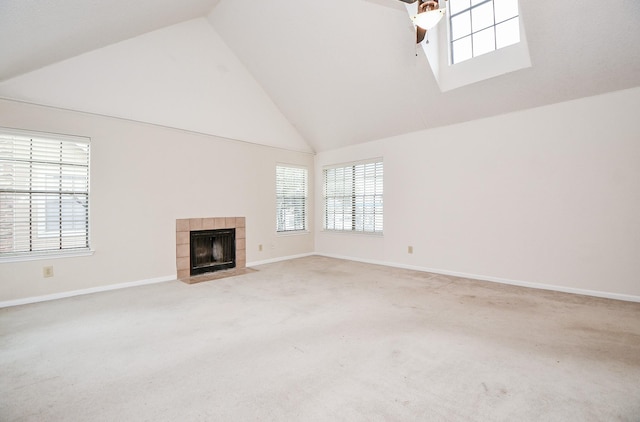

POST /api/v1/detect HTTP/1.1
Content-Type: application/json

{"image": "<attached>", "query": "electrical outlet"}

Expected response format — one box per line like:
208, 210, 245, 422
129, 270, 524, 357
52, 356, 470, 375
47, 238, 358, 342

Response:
258, 244, 263, 252
408, 246, 413, 254
43, 266, 54, 278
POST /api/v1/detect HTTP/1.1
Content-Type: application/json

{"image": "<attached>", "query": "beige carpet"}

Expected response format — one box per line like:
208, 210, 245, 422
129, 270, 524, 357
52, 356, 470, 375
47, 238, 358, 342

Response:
1, 256, 639, 421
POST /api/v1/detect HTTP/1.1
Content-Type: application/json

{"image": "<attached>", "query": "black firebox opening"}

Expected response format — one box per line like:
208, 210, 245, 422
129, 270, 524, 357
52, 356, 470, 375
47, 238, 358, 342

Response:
190, 229, 236, 276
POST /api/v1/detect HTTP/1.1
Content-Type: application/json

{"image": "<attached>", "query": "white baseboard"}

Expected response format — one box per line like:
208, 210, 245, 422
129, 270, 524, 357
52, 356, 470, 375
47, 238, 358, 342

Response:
1, 252, 315, 308
316, 253, 640, 303
247, 252, 314, 268
0, 275, 176, 308
4, 253, 638, 307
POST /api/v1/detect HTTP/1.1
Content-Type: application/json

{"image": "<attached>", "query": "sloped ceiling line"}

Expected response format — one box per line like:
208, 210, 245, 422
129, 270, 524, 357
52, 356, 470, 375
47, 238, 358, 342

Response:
0, 0, 638, 152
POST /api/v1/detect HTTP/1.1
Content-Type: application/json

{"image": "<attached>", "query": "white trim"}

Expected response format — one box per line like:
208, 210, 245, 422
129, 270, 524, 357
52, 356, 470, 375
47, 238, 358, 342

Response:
4, 253, 637, 307
0, 275, 176, 308
276, 230, 311, 237
276, 162, 308, 170
322, 156, 383, 171
0, 249, 94, 263
247, 252, 314, 267
320, 229, 384, 237
0, 125, 90, 143
316, 253, 640, 303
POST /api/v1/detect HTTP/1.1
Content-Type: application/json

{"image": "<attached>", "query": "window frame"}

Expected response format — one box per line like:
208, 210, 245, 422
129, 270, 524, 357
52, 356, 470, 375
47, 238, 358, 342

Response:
276, 164, 308, 234
0, 127, 92, 262
323, 158, 383, 235
449, 0, 520, 64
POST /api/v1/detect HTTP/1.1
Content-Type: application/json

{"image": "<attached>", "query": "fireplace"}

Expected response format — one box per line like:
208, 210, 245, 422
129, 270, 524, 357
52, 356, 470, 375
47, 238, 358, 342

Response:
190, 229, 235, 276
176, 217, 246, 282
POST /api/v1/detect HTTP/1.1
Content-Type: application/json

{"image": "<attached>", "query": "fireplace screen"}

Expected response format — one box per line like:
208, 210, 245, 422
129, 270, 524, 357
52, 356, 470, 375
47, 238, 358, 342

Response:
190, 229, 236, 276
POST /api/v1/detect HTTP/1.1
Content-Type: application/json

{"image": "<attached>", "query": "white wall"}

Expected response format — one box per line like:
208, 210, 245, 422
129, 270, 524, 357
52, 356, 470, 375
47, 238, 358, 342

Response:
0, 18, 311, 153
0, 99, 314, 302
2, 86, 638, 303
315, 87, 640, 299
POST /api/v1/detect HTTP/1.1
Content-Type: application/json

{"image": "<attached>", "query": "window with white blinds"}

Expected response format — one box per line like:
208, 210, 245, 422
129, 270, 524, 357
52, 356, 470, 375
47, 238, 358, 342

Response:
0, 128, 90, 258
276, 165, 308, 232
324, 159, 383, 233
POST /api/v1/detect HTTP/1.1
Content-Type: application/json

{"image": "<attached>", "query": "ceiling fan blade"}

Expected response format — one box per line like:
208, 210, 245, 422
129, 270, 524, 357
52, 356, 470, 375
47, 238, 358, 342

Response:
416, 26, 427, 43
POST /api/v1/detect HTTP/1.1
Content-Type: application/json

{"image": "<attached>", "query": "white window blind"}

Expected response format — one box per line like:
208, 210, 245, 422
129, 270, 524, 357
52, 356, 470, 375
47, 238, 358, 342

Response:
0, 129, 90, 258
276, 165, 308, 232
324, 159, 383, 233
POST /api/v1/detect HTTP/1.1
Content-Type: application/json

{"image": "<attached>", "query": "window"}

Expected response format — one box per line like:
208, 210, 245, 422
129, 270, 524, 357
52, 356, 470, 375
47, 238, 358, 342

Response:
449, 0, 520, 64
0, 128, 90, 259
324, 159, 383, 234
276, 165, 308, 232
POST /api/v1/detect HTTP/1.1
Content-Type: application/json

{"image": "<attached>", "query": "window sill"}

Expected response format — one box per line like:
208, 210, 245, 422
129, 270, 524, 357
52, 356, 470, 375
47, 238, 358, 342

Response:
276, 230, 311, 237
321, 230, 384, 237
0, 249, 95, 263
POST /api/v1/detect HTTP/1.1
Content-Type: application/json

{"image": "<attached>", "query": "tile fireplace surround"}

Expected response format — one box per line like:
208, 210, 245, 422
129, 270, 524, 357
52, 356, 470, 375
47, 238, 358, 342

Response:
176, 217, 246, 282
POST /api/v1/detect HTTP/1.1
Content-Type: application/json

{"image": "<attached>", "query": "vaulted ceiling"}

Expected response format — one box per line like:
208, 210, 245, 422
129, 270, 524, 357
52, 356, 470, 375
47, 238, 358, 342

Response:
1, 0, 639, 152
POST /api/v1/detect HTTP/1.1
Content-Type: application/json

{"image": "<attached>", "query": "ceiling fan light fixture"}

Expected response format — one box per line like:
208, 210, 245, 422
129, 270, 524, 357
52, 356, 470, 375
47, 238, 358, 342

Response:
411, 8, 446, 30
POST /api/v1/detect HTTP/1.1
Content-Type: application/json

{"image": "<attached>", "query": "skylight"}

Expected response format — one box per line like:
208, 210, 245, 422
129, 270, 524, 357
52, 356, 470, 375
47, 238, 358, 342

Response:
449, 0, 520, 64
405, 0, 531, 91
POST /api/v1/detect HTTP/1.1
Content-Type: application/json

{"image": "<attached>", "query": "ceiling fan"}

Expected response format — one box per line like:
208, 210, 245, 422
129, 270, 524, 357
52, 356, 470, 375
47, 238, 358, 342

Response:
395, 0, 448, 44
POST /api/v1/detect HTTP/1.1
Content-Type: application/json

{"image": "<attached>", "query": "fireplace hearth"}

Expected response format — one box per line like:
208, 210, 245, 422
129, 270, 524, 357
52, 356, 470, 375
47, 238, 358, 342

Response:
176, 217, 246, 282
